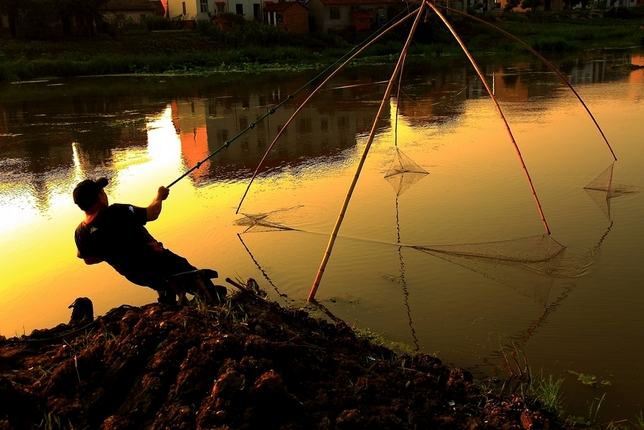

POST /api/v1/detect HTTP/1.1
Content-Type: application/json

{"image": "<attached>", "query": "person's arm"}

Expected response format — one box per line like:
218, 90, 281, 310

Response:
146, 186, 169, 221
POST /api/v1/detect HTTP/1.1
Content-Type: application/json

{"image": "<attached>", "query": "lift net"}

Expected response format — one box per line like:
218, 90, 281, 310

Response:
412, 235, 572, 306
385, 149, 428, 196
428, 248, 558, 306
412, 234, 565, 263
234, 206, 302, 233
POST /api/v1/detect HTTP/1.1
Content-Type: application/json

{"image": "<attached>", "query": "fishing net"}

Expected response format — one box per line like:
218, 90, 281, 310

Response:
411, 235, 588, 306
409, 231, 614, 306
384, 148, 424, 351
412, 234, 565, 263
234, 207, 302, 233
424, 248, 558, 306
384, 148, 428, 196
234, 213, 294, 233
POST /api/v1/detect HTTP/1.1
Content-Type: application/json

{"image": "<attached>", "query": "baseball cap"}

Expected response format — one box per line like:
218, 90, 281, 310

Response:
73, 177, 108, 210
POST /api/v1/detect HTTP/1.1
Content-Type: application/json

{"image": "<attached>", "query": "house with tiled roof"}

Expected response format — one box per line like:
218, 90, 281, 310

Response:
306, 0, 397, 32
264, 1, 309, 33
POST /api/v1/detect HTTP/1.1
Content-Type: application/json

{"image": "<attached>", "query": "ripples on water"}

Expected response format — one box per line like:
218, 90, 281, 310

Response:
1, 49, 644, 421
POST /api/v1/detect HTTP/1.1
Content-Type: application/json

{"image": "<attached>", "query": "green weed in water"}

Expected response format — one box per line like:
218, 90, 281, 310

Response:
566, 392, 607, 427
565, 369, 612, 387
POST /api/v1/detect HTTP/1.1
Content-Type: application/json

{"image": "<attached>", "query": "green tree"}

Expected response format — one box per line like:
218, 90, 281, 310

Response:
504, 0, 521, 11
521, 0, 544, 9
53, 0, 109, 35
0, 0, 58, 39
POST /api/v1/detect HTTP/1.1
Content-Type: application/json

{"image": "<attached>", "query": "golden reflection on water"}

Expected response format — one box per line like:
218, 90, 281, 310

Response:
1, 53, 643, 421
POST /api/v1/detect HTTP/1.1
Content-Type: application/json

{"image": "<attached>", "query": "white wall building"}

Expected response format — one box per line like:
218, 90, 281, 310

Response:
166, 0, 263, 20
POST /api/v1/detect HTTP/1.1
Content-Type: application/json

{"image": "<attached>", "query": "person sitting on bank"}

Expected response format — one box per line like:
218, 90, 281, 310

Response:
73, 177, 224, 304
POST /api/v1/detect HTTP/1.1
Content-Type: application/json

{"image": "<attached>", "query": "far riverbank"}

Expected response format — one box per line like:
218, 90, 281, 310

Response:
1, 8, 643, 82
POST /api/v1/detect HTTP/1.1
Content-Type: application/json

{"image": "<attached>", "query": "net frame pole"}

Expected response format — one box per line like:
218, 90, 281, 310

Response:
425, 0, 551, 235
308, 1, 428, 302
236, 8, 421, 214
435, 5, 616, 162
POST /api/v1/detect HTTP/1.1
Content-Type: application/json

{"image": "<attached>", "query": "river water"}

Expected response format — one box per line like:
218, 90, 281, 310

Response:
1, 47, 643, 422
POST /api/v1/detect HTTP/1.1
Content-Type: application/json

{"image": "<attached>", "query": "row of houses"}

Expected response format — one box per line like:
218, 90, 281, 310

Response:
0, 0, 406, 37
160, 0, 403, 34
2, 0, 643, 39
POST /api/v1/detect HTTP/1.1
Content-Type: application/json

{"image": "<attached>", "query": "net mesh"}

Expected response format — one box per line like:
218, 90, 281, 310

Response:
412, 234, 565, 263
234, 207, 301, 233
424, 249, 557, 306
409, 234, 607, 306
385, 149, 428, 196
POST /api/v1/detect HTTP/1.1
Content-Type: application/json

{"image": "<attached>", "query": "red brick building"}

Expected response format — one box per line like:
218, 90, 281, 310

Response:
264, 1, 310, 34
350, 10, 373, 31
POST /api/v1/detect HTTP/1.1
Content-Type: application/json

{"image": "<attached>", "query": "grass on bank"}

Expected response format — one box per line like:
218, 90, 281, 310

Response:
1, 8, 644, 82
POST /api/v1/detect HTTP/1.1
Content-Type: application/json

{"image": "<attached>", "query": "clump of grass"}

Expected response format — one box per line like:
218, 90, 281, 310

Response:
353, 327, 417, 356
528, 371, 565, 417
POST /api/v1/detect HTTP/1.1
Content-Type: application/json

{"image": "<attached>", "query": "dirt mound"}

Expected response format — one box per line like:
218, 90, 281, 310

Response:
0, 286, 558, 429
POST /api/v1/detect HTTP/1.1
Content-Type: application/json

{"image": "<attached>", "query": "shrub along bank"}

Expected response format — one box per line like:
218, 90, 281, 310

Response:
0, 8, 643, 82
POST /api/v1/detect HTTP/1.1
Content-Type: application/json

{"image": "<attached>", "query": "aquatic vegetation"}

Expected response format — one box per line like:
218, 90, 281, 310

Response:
566, 393, 607, 427
565, 369, 612, 388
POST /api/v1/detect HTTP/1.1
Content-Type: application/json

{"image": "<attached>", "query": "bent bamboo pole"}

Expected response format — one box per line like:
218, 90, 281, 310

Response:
308, 1, 428, 302
236, 9, 421, 214
426, 0, 551, 235
435, 4, 616, 162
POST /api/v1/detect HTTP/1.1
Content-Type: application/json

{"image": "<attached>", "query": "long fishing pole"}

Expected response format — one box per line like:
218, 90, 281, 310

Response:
308, 1, 428, 302
235, 7, 422, 214
436, 4, 617, 162
167, 4, 423, 190
426, 0, 551, 235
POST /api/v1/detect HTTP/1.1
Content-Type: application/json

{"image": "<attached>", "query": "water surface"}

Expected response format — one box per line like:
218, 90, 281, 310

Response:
1, 48, 643, 421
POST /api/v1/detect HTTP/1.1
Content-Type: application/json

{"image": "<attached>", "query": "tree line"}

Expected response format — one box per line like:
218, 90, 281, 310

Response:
0, 0, 109, 38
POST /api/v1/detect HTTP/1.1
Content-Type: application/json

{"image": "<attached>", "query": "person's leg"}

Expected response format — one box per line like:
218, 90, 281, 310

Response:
157, 249, 202, 301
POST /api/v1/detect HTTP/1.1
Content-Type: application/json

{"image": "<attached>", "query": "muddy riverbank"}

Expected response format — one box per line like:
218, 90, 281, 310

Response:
0, 281, 559, 429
